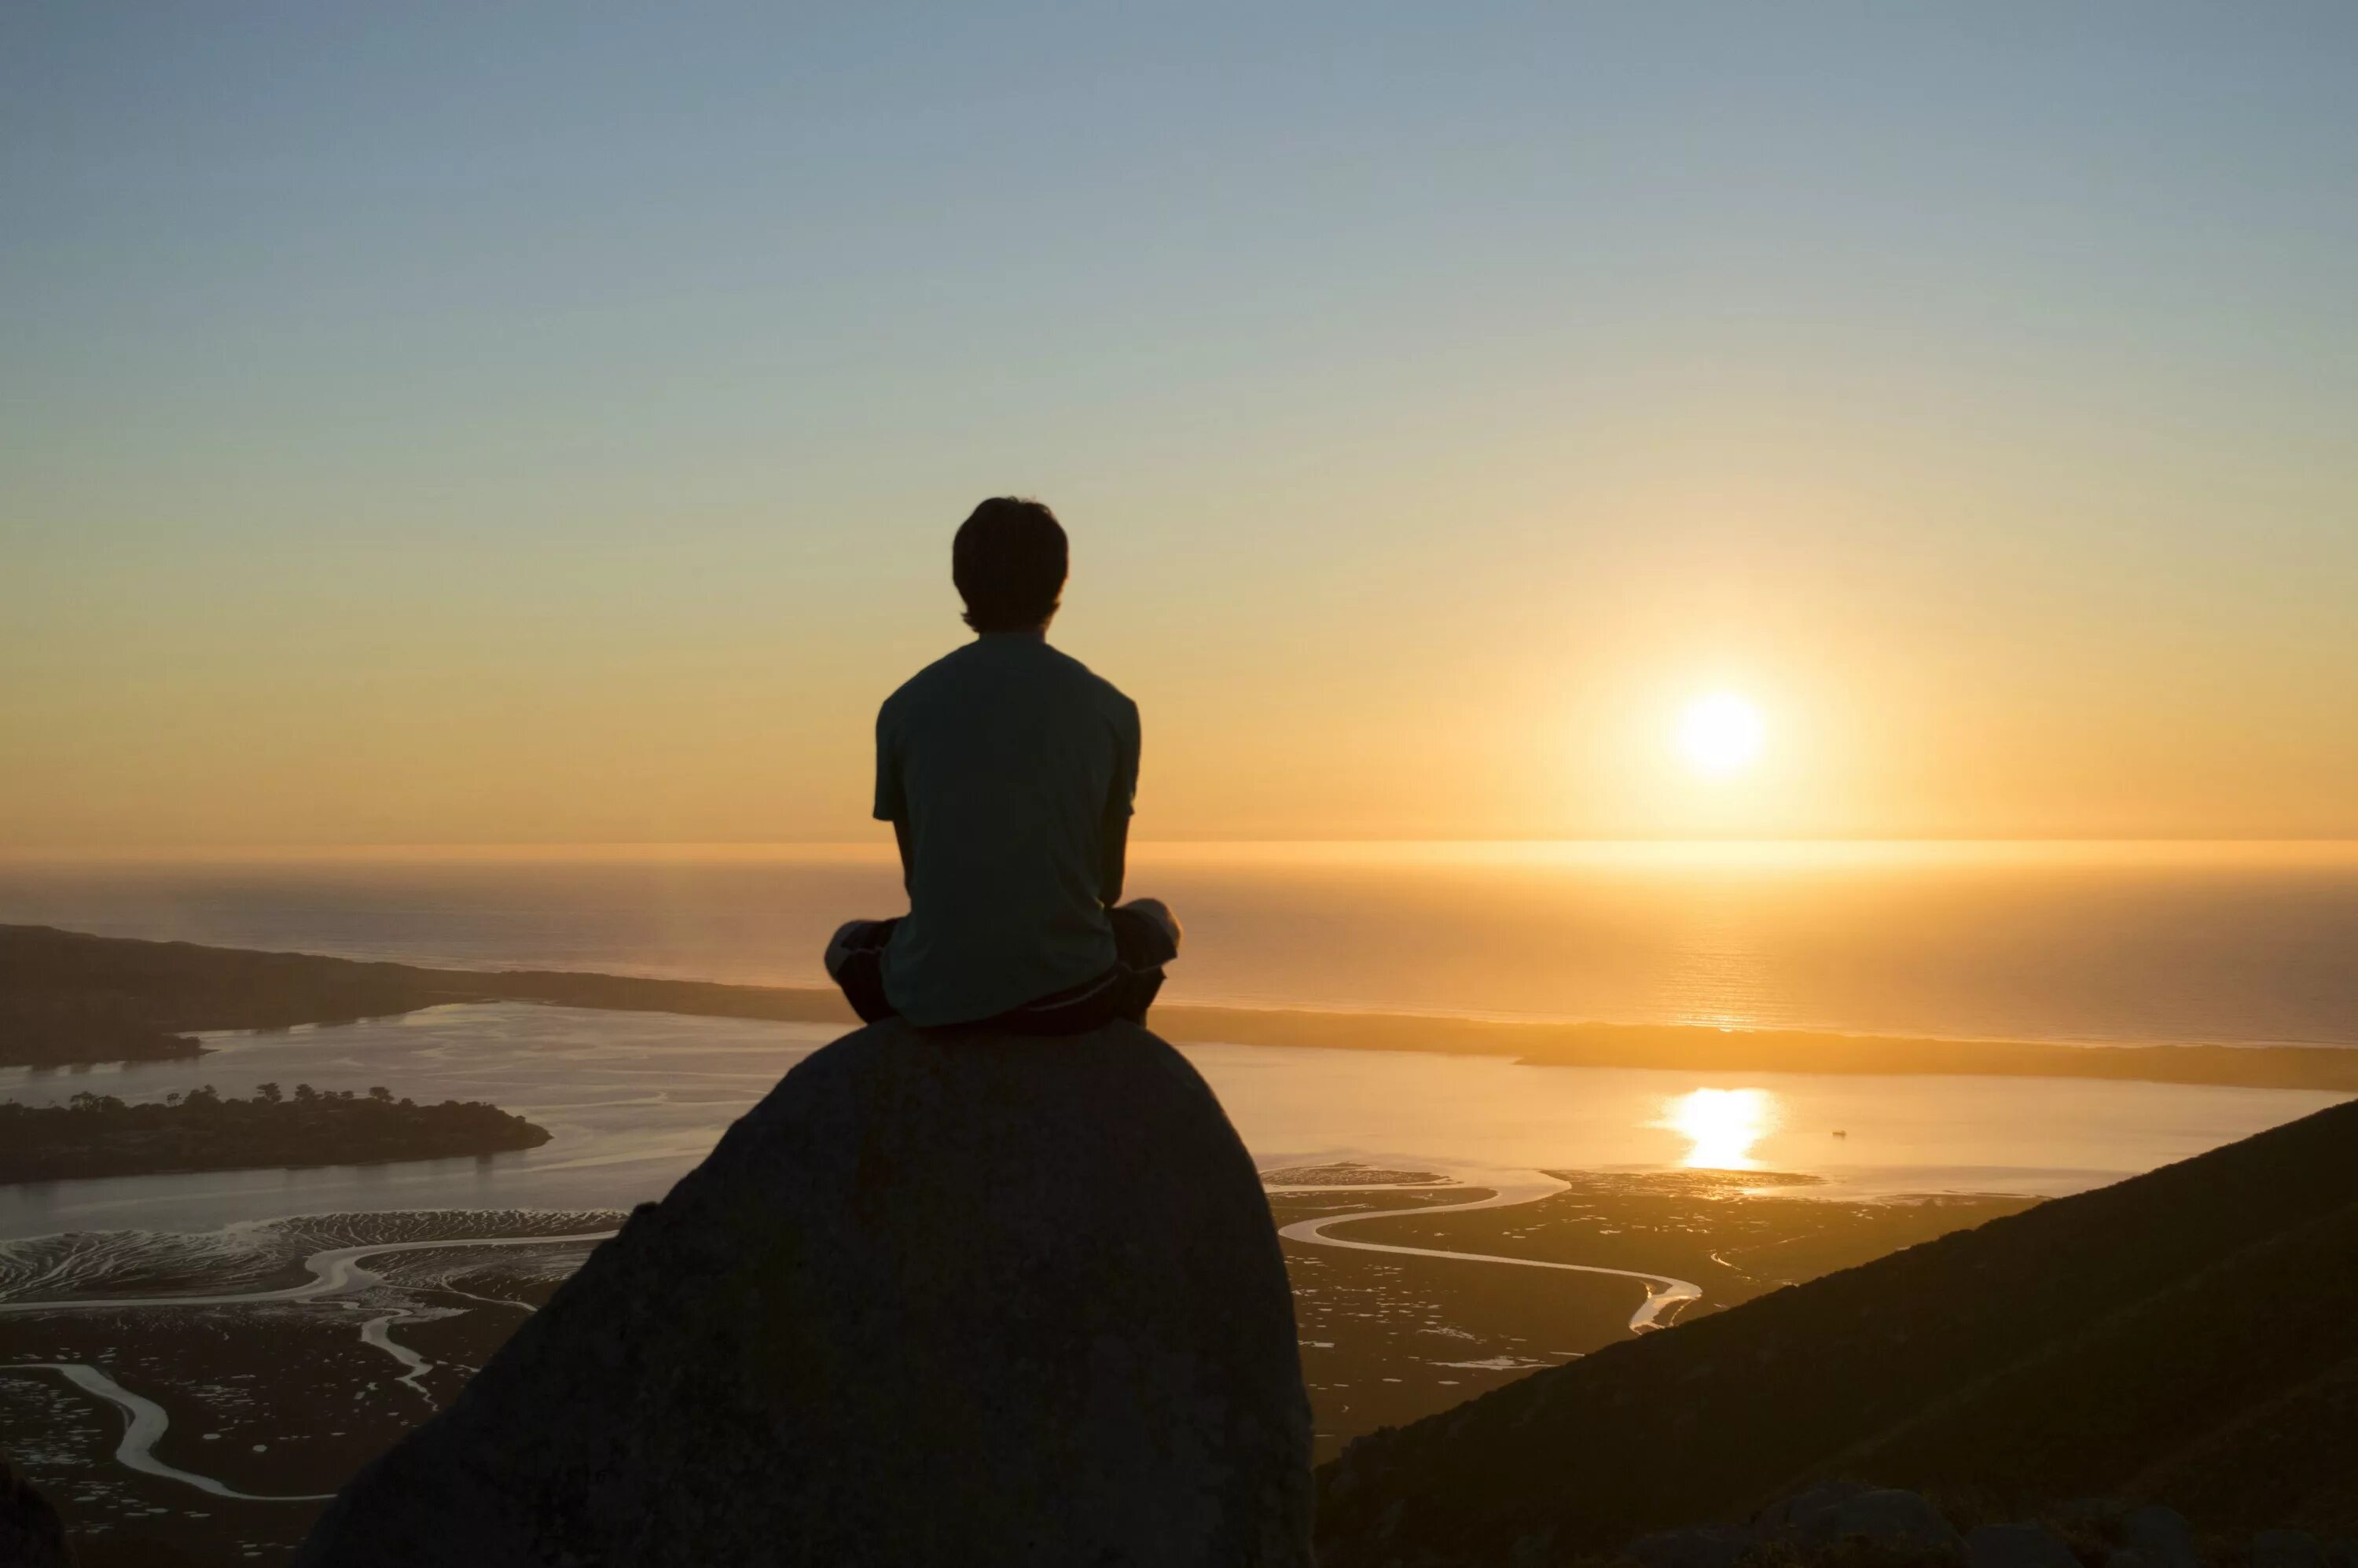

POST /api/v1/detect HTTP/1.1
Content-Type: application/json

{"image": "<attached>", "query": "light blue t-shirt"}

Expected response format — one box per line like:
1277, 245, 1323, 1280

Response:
873, 635, 1140, 1026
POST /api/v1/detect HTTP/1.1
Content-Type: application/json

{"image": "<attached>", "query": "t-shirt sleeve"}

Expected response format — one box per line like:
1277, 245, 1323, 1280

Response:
872, 703, 905, 823
1109, 698, 1140, 819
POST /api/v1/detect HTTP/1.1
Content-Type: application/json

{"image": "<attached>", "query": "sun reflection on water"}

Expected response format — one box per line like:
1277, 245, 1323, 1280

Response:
1656, 1087, 1780, 1170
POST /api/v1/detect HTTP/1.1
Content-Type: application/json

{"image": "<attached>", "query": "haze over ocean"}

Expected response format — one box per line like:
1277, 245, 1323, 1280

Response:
6, 840, 2355, 1049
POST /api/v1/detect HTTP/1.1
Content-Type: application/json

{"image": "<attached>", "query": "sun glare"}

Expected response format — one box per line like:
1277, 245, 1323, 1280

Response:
1677, 692, 1766, 777
1655, 1087, 1779, 1170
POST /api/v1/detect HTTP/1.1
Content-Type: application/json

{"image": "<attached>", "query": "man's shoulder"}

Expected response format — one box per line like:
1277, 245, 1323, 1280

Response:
1037, 643, 1130, 694
1041, 646, 1139, 729
886, 641, 1133, 722
879, 644, 980, 716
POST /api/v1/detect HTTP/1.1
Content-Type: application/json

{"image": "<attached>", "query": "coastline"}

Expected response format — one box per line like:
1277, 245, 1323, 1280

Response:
391, 970, 2358, 1094
1153, 1004, 2358, 1092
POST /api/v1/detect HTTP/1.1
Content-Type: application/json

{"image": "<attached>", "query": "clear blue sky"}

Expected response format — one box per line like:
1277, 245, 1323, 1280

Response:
6, 4, 2356, 845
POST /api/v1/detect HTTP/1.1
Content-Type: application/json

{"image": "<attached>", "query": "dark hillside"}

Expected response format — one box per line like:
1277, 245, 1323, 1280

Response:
0, 924, 478, 1063
1316, 1094, 2358, 1566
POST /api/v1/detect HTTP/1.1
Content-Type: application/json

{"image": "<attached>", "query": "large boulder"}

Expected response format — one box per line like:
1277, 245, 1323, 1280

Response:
296, 1019, 1313, 1566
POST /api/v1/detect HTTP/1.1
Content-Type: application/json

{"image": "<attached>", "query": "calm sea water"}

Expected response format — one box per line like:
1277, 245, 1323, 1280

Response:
4, 843, 2353, 1243
4, 841, 2356, 1046
5, 1001, 2341, 1243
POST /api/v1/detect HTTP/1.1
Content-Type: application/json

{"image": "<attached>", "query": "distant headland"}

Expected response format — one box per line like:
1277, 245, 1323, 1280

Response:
7, 923, 2358, 1093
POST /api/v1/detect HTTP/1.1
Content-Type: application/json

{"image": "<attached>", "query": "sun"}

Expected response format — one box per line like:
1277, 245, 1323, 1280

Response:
1677, 691, 1766, 777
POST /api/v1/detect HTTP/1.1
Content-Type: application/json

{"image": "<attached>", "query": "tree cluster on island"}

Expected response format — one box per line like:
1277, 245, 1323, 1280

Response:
0, 1082, 552, 1183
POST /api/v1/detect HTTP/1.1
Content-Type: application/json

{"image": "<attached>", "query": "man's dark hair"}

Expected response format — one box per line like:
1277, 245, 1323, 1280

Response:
953, 497, 1067, 633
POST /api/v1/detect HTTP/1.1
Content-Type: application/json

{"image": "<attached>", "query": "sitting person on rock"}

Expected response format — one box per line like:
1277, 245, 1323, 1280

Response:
825, 497, 1181, 1034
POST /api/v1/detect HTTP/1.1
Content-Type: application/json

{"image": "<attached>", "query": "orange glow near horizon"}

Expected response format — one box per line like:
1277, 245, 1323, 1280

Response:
7, 839, 2358, 869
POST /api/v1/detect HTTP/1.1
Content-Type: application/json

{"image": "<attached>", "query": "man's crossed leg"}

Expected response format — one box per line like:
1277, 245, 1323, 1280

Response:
826, 898, 1182, 1035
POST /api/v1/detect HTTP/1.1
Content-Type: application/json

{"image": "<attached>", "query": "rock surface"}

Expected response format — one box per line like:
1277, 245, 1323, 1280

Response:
1969, 1523, 2082, 1568
2119, 1505, 2202, 1568
294, 1019, 1313, 1566
1791, 1488, 1964, 1553
2252, 1530, 2330, 1568
1754, 1482, 1871, 1535
1625, 1484, 1976, 1568
1629, 1523, 1757, 1568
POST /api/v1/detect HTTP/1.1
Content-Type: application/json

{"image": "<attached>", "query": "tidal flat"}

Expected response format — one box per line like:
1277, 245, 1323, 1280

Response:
1269, 1170, 2037, 1460
3, 1177, 2037, 1560
0, 1212, 608, 1566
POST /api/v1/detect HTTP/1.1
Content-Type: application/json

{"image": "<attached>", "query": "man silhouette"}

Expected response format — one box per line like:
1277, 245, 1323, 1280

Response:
825, 498, 1181, 1032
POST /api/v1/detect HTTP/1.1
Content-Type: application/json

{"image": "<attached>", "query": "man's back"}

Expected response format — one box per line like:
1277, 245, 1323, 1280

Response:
876, 633, 1139, 1026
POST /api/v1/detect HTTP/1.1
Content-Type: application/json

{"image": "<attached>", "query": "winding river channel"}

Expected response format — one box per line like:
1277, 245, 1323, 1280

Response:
0, 1231, 615, 1500
1270, 1170, 1701, 1332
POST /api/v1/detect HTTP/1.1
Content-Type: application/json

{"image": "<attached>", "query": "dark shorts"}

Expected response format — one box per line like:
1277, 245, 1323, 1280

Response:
825, 899, 1182, 1035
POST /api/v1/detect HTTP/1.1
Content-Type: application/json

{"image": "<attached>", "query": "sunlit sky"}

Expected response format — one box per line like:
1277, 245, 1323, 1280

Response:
6, 5, 2355, 848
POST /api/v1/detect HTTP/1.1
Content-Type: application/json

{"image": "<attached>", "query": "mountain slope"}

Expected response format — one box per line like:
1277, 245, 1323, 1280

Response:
1314, 1095, 2358, 1566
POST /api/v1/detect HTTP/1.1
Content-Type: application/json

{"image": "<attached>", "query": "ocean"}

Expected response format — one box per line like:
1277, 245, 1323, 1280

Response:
6, 839, 2356, 1046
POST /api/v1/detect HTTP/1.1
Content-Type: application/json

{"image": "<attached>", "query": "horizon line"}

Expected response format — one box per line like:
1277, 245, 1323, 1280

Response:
6, 837, 2358, 868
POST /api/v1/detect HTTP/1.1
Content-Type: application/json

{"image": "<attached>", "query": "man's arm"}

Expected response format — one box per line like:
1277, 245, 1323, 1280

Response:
1099, 802, 1128, 908
1101, 697, 1139, 906
875, 701, 912, 894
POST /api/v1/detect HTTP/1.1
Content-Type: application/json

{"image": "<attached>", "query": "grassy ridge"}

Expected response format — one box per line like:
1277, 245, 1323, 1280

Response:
1313, 1096, 2358, 1564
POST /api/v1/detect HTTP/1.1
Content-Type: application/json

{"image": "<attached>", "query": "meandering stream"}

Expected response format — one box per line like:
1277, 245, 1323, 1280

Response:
1266, 1168, 1702, 1331
0, 1231, 614, 1500
0, 1176, 1688, 1504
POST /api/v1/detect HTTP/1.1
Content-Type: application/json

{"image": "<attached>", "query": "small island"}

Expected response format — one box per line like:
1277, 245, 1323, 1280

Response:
0, 1083, 552, 1184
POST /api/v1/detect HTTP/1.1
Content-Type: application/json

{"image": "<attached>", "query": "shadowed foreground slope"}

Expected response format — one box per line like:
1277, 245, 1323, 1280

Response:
293, 1019, 1313, 1568
1317, 1095, 2358, 1566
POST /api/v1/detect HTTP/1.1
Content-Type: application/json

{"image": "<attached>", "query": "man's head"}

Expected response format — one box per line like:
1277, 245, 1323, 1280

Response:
953, 497, 1067, 633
